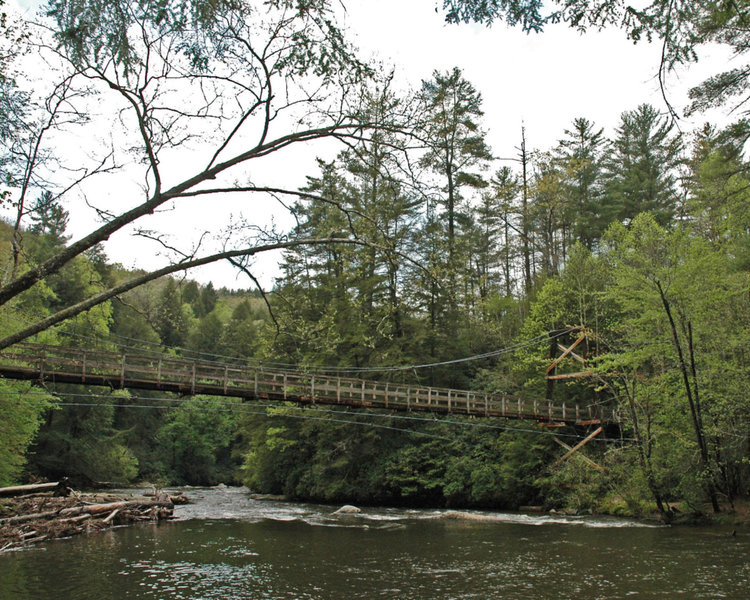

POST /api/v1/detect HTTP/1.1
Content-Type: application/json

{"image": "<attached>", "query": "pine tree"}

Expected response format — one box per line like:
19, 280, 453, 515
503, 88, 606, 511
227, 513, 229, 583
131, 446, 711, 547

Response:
555, 117, 609, 249
28, 191, 70, 246
490, 166, 520, 298
605, 104, 683, 226
419, 67, 492, 270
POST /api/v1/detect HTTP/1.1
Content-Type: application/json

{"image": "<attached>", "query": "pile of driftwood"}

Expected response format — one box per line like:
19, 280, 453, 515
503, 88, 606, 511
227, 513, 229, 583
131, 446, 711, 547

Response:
0, 481, 180, 552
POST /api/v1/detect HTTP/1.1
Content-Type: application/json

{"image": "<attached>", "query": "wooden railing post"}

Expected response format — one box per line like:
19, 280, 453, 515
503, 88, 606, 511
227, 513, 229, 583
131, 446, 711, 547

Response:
120, 354, 126, 389
191, 362, 196, 395
157, 358, 163, 389
407, 387, 411, 411
337, 377, 341, 404
81, 352, 86, 383
223, 366, 229, 394
311, 376, 315, 403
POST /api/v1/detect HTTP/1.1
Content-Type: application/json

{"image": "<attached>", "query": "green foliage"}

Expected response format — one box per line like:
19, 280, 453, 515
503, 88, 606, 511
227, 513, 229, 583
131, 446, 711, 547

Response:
47, 0, 363, 77
28, 191, 70, 245
420, 67, 492, 269
157, 399, 240, 485
555, 117, 610, 249
442, 0, 545, 31
604, 104, 682, 225
515, 244, 613, 399
242, 410, 552, 509
111, 391, 169, 481
155, 278, 192, 347
600, 213, 750, 509
28, 389, 139, 485
219, 300, 262, 358
0, 381, 55, 486
110, 299, 161, 347
187, 311, 223, 354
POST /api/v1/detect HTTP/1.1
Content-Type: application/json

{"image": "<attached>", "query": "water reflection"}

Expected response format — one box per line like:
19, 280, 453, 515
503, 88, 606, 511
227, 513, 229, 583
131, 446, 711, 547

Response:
0, 487, 747, 599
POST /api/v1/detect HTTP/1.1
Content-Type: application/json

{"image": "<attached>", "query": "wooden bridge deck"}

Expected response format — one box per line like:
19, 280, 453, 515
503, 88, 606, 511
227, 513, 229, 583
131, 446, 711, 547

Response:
0, 344, 617, 425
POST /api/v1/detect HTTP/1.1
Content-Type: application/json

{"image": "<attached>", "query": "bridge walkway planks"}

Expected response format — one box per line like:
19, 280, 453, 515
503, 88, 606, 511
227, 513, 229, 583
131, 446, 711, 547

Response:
0, 343, 617, 426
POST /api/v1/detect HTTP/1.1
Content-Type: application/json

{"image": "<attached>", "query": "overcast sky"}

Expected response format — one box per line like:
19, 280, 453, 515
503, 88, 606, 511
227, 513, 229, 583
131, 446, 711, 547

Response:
8, 0, 733, 289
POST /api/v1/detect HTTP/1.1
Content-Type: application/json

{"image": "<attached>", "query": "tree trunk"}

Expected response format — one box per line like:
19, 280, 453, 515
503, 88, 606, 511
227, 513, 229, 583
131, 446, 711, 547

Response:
656, 281, 720, 512
520, 127, 531, 294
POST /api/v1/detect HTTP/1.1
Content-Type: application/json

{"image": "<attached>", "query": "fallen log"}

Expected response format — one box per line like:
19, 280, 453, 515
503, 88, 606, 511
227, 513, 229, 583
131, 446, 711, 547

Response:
73, 499, 173, 516
0, 509, 61, 526
58, 513, 92, 524
102, 509, 119, 524
0, 482, 68, 497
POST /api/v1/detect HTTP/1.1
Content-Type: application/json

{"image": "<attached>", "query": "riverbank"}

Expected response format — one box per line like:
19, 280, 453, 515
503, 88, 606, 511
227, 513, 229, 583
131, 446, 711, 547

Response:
0, 482, 179, 552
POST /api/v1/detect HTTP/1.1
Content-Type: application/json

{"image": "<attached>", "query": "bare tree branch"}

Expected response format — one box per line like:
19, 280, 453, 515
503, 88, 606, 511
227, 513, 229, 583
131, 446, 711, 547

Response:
0, 237, 391, 351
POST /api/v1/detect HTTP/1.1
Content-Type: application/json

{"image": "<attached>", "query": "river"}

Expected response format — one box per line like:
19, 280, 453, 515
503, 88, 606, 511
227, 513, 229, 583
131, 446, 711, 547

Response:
1, 486, 748, 599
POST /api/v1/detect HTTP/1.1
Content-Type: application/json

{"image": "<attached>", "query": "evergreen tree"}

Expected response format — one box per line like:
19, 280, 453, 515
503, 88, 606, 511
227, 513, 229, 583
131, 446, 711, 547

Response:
28, 389, 139, 485
555, 117, 609, 249
154, 278, 192, 347
270, 160, 360, 366
489, 166, 520, 298
685, 123, 750, 255
28, 191, 70, 247
470, 192, 503, 308
605, 104, 683, 226
196, 282, 217, 317
529, 151, 567, 277
220, 299, 263, 359
419, 67, 492, 269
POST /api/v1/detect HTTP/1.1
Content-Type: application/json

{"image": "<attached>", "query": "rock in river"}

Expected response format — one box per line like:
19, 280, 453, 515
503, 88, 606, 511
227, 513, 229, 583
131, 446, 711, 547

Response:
333, 505, 362, 515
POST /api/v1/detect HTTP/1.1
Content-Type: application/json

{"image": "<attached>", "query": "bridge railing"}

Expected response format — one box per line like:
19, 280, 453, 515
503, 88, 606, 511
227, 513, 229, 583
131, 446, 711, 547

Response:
0, 343, 617, 424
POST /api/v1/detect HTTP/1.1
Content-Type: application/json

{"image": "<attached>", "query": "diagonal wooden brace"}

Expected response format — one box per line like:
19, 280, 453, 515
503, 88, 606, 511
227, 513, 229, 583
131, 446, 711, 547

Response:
546, 333, 586, 374
557, 343, 586, 364
552, 426, 604, 471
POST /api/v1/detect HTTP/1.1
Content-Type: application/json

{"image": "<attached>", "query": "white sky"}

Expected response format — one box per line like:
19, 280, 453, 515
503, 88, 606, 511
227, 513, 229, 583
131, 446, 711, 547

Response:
8, 0, 734, 290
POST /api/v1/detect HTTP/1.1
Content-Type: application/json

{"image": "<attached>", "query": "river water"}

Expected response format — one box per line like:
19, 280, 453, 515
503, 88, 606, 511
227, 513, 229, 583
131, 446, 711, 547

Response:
1, 486, 748, 599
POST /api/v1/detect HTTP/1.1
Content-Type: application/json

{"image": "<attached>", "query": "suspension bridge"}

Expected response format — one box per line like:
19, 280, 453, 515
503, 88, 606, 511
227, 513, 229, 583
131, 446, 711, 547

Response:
0, 342, 618, 426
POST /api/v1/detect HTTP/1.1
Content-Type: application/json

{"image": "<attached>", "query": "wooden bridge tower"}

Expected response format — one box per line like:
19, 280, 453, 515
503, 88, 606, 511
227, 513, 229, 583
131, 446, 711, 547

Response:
544, 327, 609, 472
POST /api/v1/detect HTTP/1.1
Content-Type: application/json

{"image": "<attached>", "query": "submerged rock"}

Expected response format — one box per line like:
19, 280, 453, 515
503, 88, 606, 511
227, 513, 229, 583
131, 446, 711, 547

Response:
333, 505, 362, 515
441, 511, 499, 522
